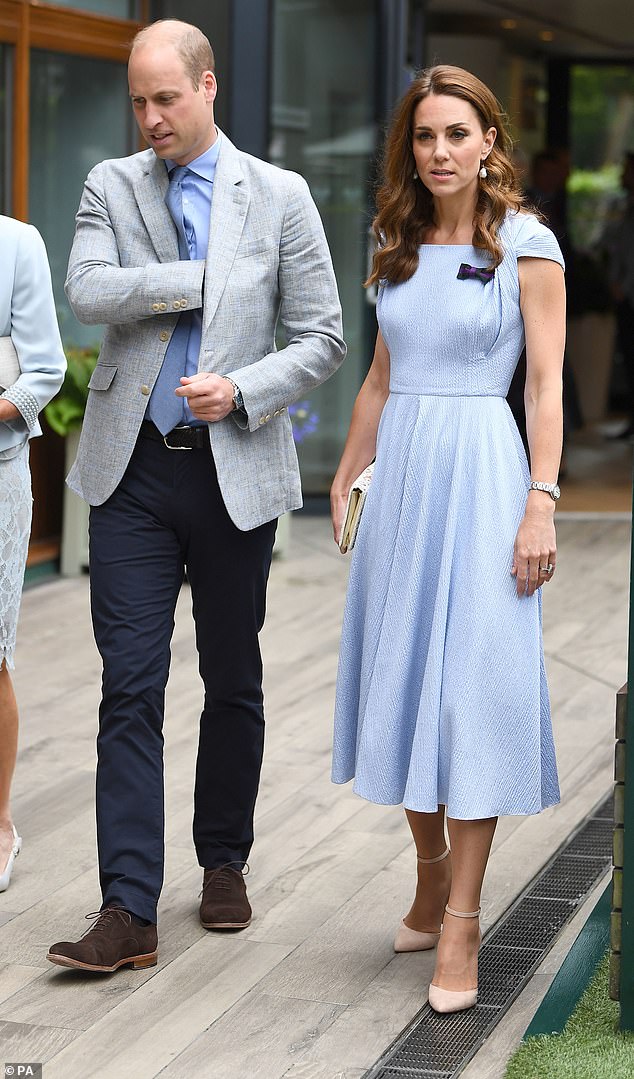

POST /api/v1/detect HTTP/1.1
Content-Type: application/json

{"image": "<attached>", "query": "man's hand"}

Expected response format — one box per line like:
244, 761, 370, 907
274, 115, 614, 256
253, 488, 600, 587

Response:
175, 372, 234, 422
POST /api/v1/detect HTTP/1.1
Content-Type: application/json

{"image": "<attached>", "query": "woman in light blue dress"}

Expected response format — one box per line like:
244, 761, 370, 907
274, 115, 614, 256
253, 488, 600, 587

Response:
330, 67, 565, 1013
0, 217, 66, 891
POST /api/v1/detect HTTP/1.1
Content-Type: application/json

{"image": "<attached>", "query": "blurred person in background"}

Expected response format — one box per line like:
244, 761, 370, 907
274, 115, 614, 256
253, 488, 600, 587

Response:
602, 152, 634, 439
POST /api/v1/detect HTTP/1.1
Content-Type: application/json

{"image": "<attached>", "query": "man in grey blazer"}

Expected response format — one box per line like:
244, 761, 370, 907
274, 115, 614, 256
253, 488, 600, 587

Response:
48, 18, 344, 973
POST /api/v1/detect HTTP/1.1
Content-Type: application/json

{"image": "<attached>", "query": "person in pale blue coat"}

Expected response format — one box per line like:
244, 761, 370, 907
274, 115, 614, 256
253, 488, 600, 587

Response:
331, 67, 565, 1014
0, 216, 66, 890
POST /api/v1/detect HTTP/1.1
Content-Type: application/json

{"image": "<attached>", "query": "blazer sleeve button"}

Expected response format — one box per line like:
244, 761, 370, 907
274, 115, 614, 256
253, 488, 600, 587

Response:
152, 303, 160, 312
159, 302, 167, 311
159, 331, 169, 342
259, 417, 266, 425
140, 384, 150, 395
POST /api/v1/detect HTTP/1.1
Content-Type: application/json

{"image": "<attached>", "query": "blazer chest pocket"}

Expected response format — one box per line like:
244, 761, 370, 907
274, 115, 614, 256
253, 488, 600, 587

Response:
235, 237, 276, 260
88, 363, 117, 391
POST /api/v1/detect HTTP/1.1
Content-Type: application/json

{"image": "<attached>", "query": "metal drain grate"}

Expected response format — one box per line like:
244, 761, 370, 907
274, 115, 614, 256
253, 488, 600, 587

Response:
363, 792, 613, 1079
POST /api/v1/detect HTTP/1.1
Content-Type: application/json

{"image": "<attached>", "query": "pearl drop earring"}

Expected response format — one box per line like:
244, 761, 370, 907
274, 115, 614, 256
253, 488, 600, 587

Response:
413, 167, 419, 180
479, 162, 488, 179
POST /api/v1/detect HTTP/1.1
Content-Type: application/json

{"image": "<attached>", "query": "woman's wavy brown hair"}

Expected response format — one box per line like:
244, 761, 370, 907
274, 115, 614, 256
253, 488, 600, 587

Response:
367, 65, 525, 286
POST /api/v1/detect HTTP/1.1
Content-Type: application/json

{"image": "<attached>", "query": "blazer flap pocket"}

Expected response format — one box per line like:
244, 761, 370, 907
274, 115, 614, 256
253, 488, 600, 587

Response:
235, 237, 276, 260
88, 363, 117, 391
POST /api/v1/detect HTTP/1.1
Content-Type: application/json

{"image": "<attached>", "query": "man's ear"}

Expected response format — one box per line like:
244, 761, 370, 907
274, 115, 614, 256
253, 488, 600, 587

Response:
202, 71, 217, 104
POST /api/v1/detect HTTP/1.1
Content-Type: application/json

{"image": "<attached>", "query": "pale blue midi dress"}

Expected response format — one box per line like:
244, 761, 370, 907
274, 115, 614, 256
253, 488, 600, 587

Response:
332, 211, 564, 818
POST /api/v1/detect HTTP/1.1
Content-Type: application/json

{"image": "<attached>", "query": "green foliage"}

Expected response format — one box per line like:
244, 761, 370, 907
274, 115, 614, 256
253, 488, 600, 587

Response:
567, 166, 623, 251
568, 165, 622, 196
505, 954, 634, 1079
571, 67, 634, 172
44, 345, 99, 437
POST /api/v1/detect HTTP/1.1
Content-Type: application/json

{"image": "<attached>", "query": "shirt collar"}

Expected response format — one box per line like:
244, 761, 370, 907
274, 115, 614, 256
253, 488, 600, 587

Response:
166, 130, 222, 183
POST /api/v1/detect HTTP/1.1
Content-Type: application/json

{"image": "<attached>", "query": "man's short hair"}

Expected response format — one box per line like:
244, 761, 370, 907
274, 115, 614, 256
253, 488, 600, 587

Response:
131, 20, 215, 90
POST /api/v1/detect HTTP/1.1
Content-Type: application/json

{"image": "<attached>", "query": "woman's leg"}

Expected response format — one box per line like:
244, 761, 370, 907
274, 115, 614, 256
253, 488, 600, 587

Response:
431, 816, 497, 992
0, 660, 18, 871
403, 807, 452, 932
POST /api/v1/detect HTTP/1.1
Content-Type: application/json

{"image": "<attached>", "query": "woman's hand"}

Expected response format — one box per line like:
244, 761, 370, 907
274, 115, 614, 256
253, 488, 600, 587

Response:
330, 484, 349, 547
329, 330, 390, 549
0, 399, 20, 423
511, 499, 556, 597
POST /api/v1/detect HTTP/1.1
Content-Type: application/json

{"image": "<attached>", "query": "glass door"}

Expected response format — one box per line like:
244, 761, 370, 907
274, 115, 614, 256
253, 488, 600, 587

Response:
29, 50, 134, 348
569, 65, 634, 251
271, 0, 378, 494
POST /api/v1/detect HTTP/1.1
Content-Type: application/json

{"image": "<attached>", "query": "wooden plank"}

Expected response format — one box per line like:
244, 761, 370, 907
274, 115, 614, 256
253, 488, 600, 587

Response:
246, 827, 407, 947
0, 965, 46, 1007
288, 953, 437, 1074
156, 993, 346, 1079
282, 1065, 365, 1079
261, 866, 413, 1005
0, 516, 628, 1079
42, 938, 292, 1079
0, 1019, 79, 1062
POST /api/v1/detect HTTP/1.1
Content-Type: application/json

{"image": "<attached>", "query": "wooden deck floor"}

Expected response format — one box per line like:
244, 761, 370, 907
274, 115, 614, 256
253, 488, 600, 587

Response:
0, 514, 629, 1079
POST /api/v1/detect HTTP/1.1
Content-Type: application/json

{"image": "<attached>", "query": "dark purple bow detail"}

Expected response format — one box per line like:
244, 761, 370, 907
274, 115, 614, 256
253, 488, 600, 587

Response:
457, 263, 495, 284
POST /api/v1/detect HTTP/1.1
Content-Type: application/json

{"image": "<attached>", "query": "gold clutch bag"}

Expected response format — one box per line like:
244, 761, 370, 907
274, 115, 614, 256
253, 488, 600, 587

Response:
338, 463, 374, 553
0, 337, 20, 392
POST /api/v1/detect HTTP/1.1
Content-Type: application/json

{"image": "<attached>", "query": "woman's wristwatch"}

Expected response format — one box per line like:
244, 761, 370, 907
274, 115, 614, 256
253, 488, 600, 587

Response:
529, 480, 560, 501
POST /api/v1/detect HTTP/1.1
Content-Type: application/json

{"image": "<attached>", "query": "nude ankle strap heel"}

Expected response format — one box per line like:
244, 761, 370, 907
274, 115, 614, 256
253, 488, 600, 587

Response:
393, 848, 451, 953
428, 904, 480, 1013
444, 904, 480, 919
418, 847, 450, 865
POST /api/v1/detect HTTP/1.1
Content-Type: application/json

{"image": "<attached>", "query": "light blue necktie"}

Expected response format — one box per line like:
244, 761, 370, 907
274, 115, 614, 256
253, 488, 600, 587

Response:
147, 166, 191, 433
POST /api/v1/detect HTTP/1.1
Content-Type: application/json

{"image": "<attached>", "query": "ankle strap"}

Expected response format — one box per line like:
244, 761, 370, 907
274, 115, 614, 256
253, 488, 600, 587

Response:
416, 847, 450, 865
445, 904, 480, 919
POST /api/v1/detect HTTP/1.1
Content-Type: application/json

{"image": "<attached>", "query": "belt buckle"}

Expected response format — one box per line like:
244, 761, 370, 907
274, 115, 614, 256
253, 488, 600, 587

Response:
163, 425, 193, 451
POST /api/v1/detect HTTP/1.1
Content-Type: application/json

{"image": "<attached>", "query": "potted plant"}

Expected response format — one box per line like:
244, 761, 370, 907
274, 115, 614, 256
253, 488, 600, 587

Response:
44, 346, 99, 576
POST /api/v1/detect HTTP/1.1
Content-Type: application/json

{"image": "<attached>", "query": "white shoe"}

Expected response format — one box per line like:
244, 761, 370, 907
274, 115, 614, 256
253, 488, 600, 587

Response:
0, 825, 22, 892
393, 847, 450, 953
428, 904, 480, 1013
394, 919, 441, 952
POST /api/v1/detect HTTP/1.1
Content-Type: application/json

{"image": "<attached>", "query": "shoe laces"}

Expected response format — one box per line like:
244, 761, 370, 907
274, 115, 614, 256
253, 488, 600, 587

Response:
199, 861, 249, 898
82, 908, 131, 937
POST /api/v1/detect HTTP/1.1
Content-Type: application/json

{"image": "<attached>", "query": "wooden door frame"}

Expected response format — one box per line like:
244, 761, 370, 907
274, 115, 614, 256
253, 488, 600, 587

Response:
0, 0, 147, 221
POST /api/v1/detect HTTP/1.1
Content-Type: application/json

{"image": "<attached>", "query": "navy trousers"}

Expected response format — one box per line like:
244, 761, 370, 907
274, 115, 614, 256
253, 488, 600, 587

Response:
89, 428, 277, 923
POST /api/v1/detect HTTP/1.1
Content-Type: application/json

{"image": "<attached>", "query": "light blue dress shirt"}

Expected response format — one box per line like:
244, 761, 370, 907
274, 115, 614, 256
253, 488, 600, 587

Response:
164, 133, 221, 426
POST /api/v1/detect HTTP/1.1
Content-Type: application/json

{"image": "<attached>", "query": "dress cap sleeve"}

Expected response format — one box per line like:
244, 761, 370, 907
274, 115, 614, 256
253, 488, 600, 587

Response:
512, 212, 565, 271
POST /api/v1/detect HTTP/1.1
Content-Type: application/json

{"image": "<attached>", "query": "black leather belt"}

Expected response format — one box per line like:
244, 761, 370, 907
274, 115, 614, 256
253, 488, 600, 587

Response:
140, 420, 209, 450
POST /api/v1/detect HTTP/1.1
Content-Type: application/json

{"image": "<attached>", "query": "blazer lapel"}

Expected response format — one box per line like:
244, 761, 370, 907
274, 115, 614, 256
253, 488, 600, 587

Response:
203, 135, 249, 329
133, 153, 179, 264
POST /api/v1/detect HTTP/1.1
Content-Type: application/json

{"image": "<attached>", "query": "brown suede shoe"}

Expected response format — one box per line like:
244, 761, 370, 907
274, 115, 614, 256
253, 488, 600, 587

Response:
200, 865, 252, 930
47, 908, 158, 972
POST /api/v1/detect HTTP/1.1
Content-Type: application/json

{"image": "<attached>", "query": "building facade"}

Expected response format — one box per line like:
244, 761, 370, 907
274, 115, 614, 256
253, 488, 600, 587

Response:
1, 0, 633, 561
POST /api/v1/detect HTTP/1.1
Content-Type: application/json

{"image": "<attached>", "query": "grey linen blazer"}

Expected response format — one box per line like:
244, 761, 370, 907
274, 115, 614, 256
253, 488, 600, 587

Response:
65, 131, 346, 530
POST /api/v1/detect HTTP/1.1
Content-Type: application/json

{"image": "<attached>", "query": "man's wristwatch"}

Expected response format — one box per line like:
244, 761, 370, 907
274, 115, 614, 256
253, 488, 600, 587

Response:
529, 480, 561, 501
223, 377, 244, 413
